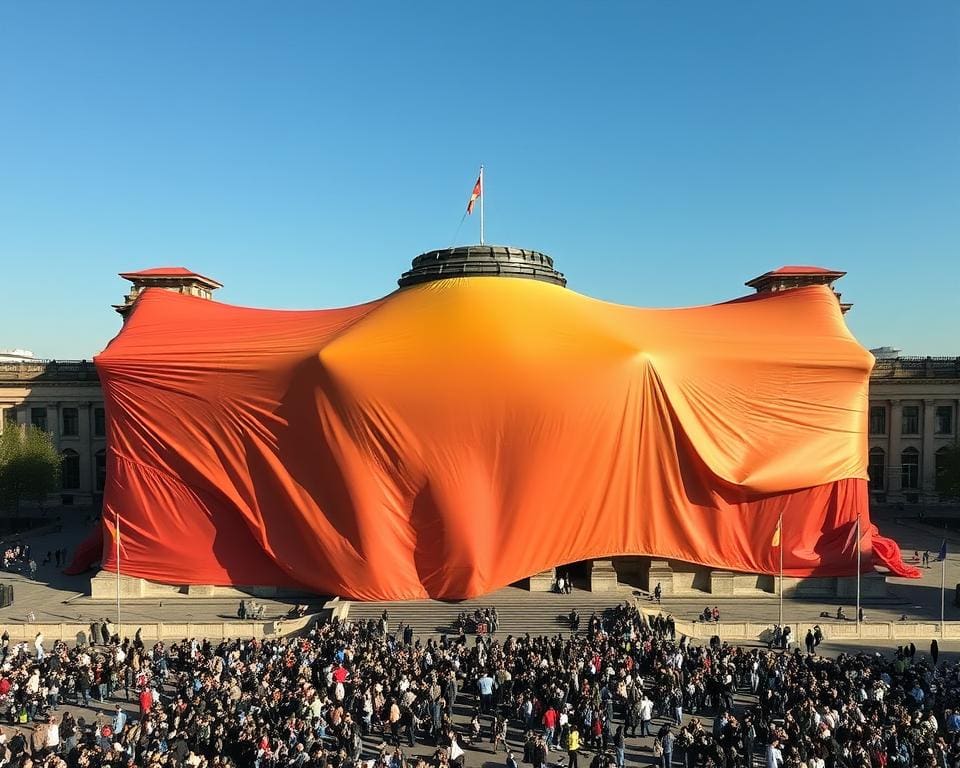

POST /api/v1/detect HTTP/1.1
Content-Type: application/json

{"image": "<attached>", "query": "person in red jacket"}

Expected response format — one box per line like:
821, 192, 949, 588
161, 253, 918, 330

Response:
542, 705, 558, 749
138, 686, 152, 716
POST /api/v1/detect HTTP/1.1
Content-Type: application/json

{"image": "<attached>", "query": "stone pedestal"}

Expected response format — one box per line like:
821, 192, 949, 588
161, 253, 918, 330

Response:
90, 570, 146, 599
647, 560, 674, 596
837, 573, 888, 598
589, 559, 619, 592
187, 584, 216, 597
709, 570, 735, 596
527, 568, 556, 592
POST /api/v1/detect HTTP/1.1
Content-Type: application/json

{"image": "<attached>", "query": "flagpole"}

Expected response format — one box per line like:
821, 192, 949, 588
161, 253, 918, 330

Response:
116, 509, 121, 640
778, 510, 783, 630
479, 165, 485, 246
856, 514, 861, 639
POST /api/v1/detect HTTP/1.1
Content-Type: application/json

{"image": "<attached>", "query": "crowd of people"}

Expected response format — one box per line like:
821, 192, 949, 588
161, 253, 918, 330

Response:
1, 544, 38, 581
2, 601, 960, 767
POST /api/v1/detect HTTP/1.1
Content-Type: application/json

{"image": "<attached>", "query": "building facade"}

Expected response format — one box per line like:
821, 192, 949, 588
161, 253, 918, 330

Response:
0, 360, 106, 506
1, 265, 958, 512
866, 357, 960, 505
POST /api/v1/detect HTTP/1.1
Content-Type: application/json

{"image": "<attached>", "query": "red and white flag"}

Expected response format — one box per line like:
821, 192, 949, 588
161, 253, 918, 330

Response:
466, 171, 482, 215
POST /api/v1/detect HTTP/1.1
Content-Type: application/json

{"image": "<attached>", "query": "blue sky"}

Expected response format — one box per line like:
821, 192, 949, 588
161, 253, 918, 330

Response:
1, 2, 957, 359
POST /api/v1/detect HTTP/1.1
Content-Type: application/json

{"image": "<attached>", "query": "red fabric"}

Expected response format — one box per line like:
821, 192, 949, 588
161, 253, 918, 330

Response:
64, 527, 103, 575
90, 279, 917, 600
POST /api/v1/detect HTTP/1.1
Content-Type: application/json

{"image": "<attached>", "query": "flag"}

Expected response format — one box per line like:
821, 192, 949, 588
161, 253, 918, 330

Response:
939, 539, 947, 561
466, 172, 482, 215
771, 520, 781, 548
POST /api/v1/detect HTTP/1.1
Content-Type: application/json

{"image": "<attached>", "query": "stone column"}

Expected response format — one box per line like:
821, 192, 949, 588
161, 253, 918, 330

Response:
527, 568, 556, 592
888, 400, 902, 500
589, 559, 619, 592
77, 402, 92, 494
922, 399, 937, 502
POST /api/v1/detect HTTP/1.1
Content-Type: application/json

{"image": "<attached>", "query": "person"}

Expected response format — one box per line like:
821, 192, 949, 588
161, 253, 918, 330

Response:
639, 691, 654, 737
766, 737, 784, 767
613, 725, 625, 768
654, 582, 662, 604
542, 704, 558, 749
923, 550, 930, 567
112, 704, 127, 736
557, 576, 565, 594
237, 600, 247, 620
506, 751, 519, 768
493, 712, 508, 753
531, 734, 547, 768
656, 724, 674, 768
477, 670, 495, 714
711, 606, 720, 622
836, 605, 846, 621
804, 628, 815, 654
566, 724, 581, 768
932, 637, 940, 664
742, 714, 756, 766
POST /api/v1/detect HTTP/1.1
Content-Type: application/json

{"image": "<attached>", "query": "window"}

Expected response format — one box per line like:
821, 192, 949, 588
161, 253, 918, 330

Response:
95, 449, 107, 492
62, 407, 79, 437
902, 406, 920, 435
869, 405, 887, 435
31, 407, 47, 432
61, 449, 80, 490
868, 448, 886, 491
936, 406, 954, 435
936, 447, 950, 482
901, 447, 920, 490
94, 407, 106, 437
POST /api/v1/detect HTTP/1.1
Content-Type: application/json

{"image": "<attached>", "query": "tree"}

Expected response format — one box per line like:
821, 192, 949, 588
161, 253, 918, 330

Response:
936, 442, 960, 500
0, 420, 61, 515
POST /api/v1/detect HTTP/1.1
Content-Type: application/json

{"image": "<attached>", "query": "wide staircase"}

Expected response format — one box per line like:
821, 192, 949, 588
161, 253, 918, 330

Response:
343, 585, 638, 637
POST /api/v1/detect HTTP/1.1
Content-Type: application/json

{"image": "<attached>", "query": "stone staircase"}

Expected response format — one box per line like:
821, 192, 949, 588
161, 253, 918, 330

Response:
343, 585, 637, 638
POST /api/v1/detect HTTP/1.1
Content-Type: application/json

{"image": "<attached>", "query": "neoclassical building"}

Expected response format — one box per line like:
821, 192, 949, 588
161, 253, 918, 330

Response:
1, 266, 957, 513
867, 356, 959, 505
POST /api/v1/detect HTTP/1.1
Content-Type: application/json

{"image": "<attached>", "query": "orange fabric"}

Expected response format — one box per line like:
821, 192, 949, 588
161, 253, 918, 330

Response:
92, 279, 916, 599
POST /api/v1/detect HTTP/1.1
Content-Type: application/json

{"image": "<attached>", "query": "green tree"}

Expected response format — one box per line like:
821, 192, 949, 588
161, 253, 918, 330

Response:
937, 442, 960, 499
0, 420, 61, 515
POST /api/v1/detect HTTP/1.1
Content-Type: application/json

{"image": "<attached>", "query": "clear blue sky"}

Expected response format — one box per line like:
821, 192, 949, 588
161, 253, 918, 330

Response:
1, 2, 957, 359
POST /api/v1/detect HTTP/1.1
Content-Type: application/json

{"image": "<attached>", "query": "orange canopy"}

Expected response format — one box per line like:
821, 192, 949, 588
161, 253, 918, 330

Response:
90, 278, 917, 599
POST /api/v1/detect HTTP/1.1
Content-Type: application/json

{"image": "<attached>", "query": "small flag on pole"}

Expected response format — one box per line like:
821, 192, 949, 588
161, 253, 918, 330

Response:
771, 519, 781, 548
939, 539, 947, 561
466, 171, 482, 215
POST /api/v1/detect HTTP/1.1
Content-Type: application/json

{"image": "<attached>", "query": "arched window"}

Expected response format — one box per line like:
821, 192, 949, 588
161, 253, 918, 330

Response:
61, 449, 80, 490
868, 447, 886, 491
901, 447, 920, 490
95, 449, 107, 492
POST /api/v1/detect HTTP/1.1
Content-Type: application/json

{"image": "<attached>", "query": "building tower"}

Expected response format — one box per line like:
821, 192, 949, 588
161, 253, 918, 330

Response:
745, 265, 851, 313
113, 267, 222, 320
